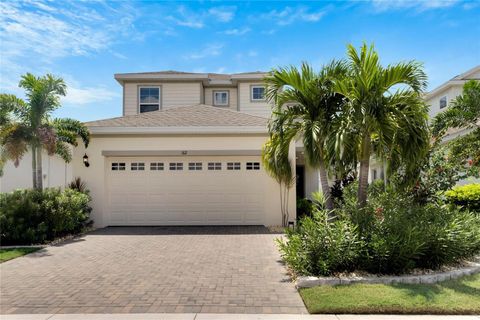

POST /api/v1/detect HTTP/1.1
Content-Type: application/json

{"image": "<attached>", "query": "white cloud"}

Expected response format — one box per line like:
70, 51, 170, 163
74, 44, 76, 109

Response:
184, 44, 224, 60
371, 0, 460, 11
208, 6, 236, 22
223, 27, 251, 35
0, 0, 139, 96
62, 85, 120, 106
261, 6, 326, 26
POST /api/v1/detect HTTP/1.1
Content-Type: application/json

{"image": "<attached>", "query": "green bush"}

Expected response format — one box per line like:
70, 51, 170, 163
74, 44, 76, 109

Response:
277, 210, 362, 276
280, 184, 480, 276
445, 183, 480, 212
0, 188, 92, 245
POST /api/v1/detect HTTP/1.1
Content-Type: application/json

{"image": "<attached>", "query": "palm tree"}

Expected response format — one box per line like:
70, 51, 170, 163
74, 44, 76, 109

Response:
264, 61, 347, 210
334, 43, 430, 207
0, 73, 90, 189
262, 130, 295, 226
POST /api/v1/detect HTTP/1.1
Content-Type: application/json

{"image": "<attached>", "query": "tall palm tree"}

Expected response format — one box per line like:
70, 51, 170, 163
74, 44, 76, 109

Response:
334, 43, 430, 207
0, 74, 90, 189
264, 61, 347, 210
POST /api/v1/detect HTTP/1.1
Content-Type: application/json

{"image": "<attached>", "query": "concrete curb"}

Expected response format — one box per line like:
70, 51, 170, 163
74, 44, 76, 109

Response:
296, 262, 480, 288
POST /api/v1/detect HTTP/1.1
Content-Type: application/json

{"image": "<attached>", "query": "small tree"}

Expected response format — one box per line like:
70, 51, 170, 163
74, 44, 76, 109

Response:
264, 61, 347, 210
0, 74, 90, 189
262, 133, 295, 227
334, 43, 430, 207
431, 80, 480, 171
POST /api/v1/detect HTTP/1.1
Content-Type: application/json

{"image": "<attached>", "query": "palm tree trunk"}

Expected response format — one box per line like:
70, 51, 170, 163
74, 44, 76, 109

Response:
318, 156, 333, 210
357, 135, 371, 208
31, 145, 37, 189
36, 147, 43, 190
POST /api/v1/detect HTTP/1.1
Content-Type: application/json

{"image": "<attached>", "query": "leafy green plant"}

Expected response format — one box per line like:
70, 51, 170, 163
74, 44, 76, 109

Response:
445, 184, 480, 212
281, 183, 480, 276
68, 177, 89, 194
0, 188, 92, 245
277, 209, 362, 276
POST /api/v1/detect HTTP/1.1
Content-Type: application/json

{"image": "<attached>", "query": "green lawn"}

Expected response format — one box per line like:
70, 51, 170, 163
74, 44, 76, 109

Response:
300, 273, 480, 314
0, 247, 40, 263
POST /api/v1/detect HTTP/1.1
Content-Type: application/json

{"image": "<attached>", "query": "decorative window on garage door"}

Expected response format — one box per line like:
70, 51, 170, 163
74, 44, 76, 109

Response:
188, 162, 202, 170
111, 162, 126, 171
227, 162, 241, 170
169, 162, 183, 171
131, 162, 145, 171
150, 162, 164, 170
246, 162, 260, 170
208, 162, 222, 170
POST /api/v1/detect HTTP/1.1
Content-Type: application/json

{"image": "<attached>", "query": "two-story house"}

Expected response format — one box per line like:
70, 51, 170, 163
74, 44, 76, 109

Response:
68, 71, 302, 227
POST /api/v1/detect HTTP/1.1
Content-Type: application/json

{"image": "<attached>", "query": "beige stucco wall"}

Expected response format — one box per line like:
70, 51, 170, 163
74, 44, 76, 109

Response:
204, 87, 237, 111
0, 150, 72, 193
73, 134, 296, 227
426, 85, 464, 119
238, 82, 272, 118
123, 82, 202, 115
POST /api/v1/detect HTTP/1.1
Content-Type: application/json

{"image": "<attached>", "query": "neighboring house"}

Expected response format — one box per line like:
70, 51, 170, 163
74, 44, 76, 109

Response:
369, 65, 480, 182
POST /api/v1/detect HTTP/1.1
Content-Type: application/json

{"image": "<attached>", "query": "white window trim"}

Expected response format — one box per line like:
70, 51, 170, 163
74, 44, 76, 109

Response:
250, 85, 266, 102
138, 86, 161, 113
213, 90, 229, 107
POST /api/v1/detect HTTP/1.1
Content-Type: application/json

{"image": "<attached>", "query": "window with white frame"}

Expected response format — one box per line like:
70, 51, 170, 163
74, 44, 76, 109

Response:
227, 162, 241, 170
150, 162, 164, 171
208, 162, 222, 170
139, 87, 160, 113
111, 162, 126, 171
246, 162, 260, 170
251, 85, 266, 101
169, 162, 183, 171
213, 91, 229, 106
439, 96, 447, 109
188, 162, 202, 171
131, 162, 145, 171
372, 169, 377, 180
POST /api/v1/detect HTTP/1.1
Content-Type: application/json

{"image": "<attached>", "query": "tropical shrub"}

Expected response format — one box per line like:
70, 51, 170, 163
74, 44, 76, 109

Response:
445, 184, 480, 212
277, 210, 362, 276
0, 188, 92, 245
279, 184, 480, 276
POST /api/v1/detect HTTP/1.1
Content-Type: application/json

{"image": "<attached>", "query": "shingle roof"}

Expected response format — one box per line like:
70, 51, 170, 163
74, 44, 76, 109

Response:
84, 104, 268, 128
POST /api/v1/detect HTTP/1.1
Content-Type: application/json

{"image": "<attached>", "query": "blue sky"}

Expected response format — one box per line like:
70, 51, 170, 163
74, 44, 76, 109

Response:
1, 0, 479, 121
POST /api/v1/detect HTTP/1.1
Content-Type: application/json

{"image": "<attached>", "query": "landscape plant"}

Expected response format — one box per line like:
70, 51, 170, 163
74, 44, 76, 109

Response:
333, 43, 430, 207
0, 74, 90, 189
263, 61, 348, 210
0, 188, 92, 245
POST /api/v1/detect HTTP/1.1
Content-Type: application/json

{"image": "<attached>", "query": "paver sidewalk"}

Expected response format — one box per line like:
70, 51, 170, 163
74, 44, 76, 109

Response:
0, 226, 306, 314
1, 313, 479, 320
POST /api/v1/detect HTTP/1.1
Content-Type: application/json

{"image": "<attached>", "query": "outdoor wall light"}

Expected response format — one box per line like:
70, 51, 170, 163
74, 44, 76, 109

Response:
83, 154, 90, 167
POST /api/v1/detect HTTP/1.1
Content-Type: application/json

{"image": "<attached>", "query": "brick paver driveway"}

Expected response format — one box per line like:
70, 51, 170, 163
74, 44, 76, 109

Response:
0, 226, 306, 314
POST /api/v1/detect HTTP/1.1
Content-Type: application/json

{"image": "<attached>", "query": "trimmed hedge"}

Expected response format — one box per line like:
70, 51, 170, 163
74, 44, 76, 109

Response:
445, 183, 480, 212
0, 188, 92, 245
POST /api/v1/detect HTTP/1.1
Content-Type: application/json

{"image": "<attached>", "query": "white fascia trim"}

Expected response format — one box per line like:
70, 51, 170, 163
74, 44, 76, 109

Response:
425, 80, 466, 99
230, 74, 268, 80
88, 126, 268, 135
114, 73, 209, 81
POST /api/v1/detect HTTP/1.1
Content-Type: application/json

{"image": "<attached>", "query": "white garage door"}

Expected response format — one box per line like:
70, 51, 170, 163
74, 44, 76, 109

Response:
106, 156, 267, 225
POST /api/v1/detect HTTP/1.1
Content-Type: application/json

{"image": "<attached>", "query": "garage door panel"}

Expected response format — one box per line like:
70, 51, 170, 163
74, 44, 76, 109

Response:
107, 156, 267, 226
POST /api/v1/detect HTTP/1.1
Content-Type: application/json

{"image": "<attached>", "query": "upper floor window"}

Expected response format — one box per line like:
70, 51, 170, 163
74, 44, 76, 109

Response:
251, 85, 266, 101
213, 91, 229, 106
139, 87, 160, 113
439, 96, 447, 109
